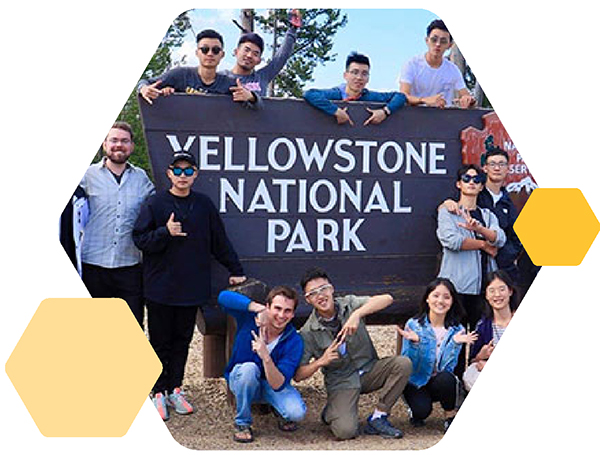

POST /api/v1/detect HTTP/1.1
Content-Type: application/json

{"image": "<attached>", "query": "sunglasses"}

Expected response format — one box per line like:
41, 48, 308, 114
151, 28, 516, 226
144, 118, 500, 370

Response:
460, 174, 485, 184
198, 46, 222, 55
170, 166, 195, 177
305, 284, 333, 300
429, 35, 450, 45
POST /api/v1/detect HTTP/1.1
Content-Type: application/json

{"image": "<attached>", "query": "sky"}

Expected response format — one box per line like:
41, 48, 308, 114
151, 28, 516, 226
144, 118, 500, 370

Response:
169, 9, 438, 92
2, 1, 600, 455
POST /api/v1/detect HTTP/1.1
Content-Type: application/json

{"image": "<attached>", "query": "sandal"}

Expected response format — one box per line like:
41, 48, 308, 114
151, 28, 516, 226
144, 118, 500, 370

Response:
272, 407, 298, 432
277, 420, 298, 432
233, 424, 254, 443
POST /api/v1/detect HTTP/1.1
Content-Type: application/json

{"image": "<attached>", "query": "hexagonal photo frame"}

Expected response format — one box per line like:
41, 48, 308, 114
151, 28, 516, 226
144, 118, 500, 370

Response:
14, 6, 598, 451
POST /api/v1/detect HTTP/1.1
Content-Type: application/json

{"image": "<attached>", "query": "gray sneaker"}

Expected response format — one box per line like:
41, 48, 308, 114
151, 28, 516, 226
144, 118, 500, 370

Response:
167, 387, 194, 415
364, 415, 403, 439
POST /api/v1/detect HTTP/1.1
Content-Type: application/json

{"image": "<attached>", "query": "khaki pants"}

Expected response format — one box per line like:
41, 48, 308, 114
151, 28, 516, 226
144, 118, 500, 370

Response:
322, 356, 412, 440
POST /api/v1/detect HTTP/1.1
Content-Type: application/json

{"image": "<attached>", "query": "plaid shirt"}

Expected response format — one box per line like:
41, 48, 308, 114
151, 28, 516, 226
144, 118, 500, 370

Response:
80, 158, 154, 268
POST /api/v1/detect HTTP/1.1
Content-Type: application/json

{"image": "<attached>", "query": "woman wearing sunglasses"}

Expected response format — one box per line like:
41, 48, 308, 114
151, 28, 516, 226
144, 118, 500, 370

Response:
436, 164, 506, 333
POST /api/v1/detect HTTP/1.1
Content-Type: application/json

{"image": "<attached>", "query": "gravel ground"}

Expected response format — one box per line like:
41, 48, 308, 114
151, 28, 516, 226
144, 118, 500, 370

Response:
162, 325, 445, 450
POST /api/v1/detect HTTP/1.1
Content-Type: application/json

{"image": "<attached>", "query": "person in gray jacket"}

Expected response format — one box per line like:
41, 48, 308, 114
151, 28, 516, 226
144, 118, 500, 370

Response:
436, 164, 505, 330
222, 9, 302, 96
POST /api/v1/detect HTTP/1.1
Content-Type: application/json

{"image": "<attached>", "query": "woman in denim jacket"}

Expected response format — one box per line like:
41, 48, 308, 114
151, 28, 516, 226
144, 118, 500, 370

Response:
399, 278, 477, 432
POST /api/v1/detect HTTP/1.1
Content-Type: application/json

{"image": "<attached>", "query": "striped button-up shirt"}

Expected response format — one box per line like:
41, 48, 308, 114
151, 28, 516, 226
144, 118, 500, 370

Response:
80, 158, 154, 268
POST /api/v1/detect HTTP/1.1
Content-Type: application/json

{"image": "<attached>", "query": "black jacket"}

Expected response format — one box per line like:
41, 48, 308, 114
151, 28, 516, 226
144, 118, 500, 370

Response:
133, 190, 244, 306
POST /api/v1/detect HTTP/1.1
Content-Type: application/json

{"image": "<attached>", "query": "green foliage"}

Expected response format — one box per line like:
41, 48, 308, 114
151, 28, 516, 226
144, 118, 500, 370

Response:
111, 10, 193, 180
256, 9, 348, 98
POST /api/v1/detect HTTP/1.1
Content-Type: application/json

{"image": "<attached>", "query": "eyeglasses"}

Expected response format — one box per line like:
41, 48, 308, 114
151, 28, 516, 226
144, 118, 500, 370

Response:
429, 35, 450, 45
107, 138, 131, 145
198, 46, 222, 55
486, 161, 508, 169
348, 69, 370, 78
305, 284, 333, 300
170, 166, 195, 177
460, 174, 485, 184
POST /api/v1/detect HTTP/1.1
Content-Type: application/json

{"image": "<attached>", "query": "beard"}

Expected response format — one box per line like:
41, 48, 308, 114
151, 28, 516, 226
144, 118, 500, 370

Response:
106, 149, 130, 164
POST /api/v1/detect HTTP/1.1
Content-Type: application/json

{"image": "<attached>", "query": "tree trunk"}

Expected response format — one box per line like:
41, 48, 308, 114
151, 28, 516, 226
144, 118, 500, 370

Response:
241, 9, 254, 32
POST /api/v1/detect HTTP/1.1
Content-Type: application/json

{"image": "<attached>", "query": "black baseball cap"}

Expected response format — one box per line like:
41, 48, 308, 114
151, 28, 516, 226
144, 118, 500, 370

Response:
170, 151, 197, 167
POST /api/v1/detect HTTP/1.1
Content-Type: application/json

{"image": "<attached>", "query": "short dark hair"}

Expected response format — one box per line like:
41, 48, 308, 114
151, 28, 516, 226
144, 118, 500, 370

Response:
457, 164, 486, 183
417, 278, 465, 328
238, 32, 264, 54
108, 121, 134, 142
266, 285, 299, 310
300, 267, 331, 292
427, 19, 453, 42
345, 52, 370, 70
196, 29, 224, 46
483, 147, 510, 164
483, 270, 520, 317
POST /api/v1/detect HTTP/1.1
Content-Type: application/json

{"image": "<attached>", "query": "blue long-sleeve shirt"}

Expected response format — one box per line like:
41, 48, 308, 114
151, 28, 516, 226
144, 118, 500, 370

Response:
303, 83, 407, 116
218, 290, 303, 391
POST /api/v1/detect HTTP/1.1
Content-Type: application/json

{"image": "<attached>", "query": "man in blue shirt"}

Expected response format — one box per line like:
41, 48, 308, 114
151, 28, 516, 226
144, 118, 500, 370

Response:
218, 286, 305, 443
304, 52, 407, 126
80, 121, 154, 327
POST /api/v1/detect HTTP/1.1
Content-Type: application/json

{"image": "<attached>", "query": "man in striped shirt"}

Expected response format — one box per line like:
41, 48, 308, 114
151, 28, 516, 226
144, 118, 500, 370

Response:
79, 121, 154, 327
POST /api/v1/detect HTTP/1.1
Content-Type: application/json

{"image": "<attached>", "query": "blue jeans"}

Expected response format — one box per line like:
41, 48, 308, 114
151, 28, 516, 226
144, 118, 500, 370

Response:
228, 362, 306, 427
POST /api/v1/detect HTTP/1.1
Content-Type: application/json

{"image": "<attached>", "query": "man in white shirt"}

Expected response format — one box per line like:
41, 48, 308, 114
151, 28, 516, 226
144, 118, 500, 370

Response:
400, 19, 475, 109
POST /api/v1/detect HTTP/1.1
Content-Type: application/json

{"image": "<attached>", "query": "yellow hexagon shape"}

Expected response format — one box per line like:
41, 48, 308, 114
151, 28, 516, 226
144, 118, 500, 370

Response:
5, 298, 161, 437
514, 188, 600, 266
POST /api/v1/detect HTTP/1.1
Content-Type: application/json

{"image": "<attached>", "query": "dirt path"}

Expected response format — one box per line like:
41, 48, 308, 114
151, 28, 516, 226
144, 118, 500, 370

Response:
163, 325, 445, 450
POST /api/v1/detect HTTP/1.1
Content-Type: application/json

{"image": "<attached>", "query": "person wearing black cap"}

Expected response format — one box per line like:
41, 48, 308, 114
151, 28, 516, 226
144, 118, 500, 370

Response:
223, 9, 302, 96
133, 150, 246, 421
138, 29, 261, 109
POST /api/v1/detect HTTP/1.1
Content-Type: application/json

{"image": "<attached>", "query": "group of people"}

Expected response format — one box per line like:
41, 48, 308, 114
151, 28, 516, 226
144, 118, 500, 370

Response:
137, 15, 475, 121
58, 13, 534, 445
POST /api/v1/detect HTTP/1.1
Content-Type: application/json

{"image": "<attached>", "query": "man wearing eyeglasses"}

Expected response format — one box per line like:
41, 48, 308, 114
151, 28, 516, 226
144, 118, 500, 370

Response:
138, 29, 260, 109
133, 151, 246, 422
79, 121, 154, 328
439, 146, 523, 284
294, 267, 412, 440
303, 52, 407, 126
223, 9, 302, 96
399, 19, 475, 109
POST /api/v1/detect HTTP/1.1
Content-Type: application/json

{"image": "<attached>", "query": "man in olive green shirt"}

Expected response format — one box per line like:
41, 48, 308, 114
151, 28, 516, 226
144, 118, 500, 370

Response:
294, 267, 412, 440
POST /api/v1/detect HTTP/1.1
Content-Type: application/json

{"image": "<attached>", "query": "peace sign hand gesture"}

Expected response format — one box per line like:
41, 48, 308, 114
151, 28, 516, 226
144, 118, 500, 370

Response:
251, 328, 269, 361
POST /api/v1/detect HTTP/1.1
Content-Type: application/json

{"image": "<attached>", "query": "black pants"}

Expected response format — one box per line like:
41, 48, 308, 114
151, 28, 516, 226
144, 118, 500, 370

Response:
147, 301, 198, 394
403, 371, 459, 421
82, 262, 144, 328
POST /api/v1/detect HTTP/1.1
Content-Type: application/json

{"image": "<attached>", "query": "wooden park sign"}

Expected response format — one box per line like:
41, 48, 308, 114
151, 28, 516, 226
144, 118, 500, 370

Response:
139, 94, 522, 331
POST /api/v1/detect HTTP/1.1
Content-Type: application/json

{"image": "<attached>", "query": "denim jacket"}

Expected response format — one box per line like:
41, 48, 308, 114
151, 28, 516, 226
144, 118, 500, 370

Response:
401, 316, 464, 388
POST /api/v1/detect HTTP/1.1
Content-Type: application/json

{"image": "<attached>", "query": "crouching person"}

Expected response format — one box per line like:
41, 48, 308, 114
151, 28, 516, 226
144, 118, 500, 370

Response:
295, 267, 412, 440
218, 286, 306, 443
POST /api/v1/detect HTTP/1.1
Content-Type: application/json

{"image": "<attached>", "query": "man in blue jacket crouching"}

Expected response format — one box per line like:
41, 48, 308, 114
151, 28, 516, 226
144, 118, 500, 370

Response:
218, 286, 306, 443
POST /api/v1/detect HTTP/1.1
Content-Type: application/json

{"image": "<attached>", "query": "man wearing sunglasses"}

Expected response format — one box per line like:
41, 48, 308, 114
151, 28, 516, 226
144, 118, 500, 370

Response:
399, 19, 475, 109
133, 151, 246, 422
436, 164, 506, 330
439, 145, 525, 287
294, 267, 412, 440
303, 52, 407, 126
222, 9, 302, 96
138, 29, 261, 109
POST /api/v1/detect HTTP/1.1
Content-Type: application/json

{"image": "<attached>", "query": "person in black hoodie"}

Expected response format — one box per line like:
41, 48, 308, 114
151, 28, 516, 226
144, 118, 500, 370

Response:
133, 150, 246, 421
